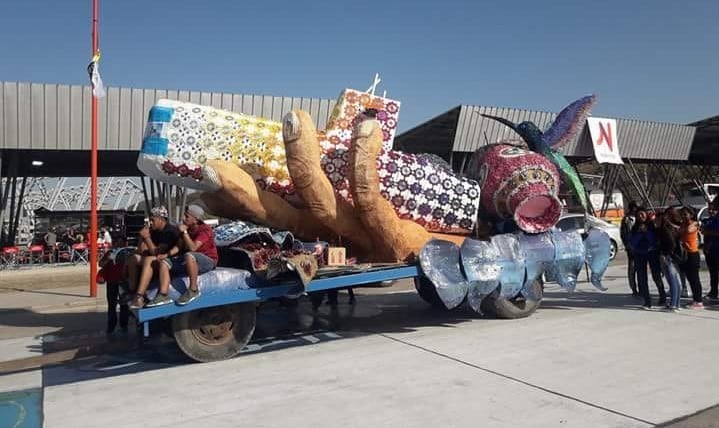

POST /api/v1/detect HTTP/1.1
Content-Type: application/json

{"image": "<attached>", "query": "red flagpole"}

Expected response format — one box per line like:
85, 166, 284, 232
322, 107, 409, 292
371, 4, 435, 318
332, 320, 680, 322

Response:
90, 0, 99, 297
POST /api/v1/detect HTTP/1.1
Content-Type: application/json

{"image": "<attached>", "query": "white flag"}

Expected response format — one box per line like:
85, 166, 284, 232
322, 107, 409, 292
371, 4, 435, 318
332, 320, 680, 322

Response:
87, 52, 106, 99
90, 61, 106, 98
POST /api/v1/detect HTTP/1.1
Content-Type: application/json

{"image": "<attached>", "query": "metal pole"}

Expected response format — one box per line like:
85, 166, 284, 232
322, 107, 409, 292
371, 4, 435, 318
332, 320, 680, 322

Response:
180, 187, 187, 220
113, 179, 127, 210
140, 176, 150, 216
12, 177, 27, 244
626, 159, 654, 209
149, 178, 156, 208
89, 0, 99, 297
8, 177, 17, 244
0, 154, 4, 246
459, 152, 470, 175
99, 177, 113, 209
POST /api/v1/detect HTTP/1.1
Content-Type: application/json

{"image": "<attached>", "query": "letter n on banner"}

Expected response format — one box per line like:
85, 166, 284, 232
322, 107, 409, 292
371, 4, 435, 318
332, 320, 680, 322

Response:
587, 117, 623, 164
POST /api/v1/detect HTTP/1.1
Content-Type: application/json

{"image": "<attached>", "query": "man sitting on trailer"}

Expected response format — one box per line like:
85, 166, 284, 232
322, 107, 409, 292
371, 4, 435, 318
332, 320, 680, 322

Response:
128, 206, 180, 308
134, 204, 218, 308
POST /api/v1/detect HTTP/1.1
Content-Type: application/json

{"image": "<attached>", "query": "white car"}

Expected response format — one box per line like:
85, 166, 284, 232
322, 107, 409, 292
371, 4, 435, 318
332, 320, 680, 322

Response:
555, 214, 623, 260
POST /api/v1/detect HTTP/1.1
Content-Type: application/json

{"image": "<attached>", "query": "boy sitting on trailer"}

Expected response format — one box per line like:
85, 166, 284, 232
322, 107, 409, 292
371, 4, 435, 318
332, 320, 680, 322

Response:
133, 204, 219, 308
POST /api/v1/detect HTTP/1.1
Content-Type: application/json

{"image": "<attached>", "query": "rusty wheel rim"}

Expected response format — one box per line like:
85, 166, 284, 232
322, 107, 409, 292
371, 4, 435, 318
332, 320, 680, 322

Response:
189, 307, 236, 347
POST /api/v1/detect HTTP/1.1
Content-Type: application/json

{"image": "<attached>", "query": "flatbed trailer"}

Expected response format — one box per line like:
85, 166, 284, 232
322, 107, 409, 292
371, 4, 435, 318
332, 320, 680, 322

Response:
134, 263, 541, 362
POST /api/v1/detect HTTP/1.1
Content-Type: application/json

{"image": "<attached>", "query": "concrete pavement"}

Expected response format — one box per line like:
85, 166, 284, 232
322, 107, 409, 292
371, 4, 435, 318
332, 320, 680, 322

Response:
2, 259, 719, 427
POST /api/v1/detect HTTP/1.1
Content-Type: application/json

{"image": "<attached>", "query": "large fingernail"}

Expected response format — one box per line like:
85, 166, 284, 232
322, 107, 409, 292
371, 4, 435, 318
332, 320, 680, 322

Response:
355, 119, 378, 138
282, 111, 301, 141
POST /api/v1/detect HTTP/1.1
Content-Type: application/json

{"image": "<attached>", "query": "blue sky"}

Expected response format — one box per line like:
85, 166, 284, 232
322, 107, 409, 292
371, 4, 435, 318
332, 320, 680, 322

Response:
0, 0, 717, 132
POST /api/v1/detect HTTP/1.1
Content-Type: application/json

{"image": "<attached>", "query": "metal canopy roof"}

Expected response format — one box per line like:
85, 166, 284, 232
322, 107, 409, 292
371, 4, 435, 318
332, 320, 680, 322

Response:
687, 115, 719, 165
0, 81, 336, 152
397, 104, 697, 162
0, 81, 337, 178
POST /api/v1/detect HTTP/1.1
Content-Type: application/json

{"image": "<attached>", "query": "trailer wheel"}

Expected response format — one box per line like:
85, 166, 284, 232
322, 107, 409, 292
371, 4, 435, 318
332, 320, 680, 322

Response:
414, 277, 446, 309
480, 280, 543, 319
172, 303, 256, 362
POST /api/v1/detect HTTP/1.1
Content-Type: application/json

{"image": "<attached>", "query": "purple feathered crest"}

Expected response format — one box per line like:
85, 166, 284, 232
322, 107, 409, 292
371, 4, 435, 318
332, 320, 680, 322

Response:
543, 95, 596, 149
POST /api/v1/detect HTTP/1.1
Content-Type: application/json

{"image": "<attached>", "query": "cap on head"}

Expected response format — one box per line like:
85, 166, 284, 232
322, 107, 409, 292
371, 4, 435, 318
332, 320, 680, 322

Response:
186, 204, 205, 221
150, 206, 169, 219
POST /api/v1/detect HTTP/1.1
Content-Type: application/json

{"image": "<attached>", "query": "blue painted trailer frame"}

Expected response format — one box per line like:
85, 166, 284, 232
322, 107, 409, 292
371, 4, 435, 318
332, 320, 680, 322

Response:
135, 264, 422, 324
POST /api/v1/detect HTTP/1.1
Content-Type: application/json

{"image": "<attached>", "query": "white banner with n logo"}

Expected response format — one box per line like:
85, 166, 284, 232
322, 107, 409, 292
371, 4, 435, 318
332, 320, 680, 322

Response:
587, 117, 623, 164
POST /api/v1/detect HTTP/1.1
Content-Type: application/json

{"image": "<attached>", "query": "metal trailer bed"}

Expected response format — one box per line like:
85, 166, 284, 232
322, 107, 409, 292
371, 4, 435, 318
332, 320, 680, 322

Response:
134, 264, 423, 362
133, 263, 542, 362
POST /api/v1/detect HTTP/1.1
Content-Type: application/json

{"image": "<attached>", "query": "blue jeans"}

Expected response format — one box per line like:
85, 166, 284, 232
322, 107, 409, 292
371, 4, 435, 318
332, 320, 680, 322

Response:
163, 252, 216, 276
635, 253, 651, 306
660, 255, 682, 308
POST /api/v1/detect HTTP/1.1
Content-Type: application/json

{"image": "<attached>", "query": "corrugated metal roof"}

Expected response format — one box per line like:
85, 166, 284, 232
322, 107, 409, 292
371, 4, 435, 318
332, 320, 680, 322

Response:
0, 81, 336, 151
687, 115, 719, 165
451, 105, 696, 161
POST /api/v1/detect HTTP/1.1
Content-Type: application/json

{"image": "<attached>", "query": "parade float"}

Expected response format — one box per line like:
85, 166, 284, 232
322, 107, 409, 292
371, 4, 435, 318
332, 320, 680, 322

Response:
134, 84, 611, 362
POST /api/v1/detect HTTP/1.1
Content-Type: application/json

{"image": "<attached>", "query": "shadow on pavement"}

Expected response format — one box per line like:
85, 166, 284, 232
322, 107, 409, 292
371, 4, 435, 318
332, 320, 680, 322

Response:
0, 288, 89, 298
18, 282, 718, 390
35, 291, 479, 388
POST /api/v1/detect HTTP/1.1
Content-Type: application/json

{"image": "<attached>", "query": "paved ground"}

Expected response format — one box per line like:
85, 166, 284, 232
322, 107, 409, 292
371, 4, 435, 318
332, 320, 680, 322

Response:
2, 256, 719, 427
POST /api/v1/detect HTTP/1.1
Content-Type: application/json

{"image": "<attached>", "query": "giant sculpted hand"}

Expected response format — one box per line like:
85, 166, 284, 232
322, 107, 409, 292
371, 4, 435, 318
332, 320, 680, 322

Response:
136, 89, 563, 262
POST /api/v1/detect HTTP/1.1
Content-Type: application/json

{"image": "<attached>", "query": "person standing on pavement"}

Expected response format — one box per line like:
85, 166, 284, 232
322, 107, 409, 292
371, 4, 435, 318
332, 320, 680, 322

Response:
629, 208, 662, 309
647, 210, 667, 305
680, 206, 704, 309
99, 236, 131, 333
657, 208, 683, 311
621, 201, 639, 296
700, 200, 719, 302
44, 228, 57, 262
101, 227, 112, 246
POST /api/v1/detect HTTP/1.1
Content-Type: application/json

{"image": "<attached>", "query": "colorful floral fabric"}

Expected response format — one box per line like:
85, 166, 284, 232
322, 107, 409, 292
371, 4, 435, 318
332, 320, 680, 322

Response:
161, 101, 295, 197
145, 89, 480, 233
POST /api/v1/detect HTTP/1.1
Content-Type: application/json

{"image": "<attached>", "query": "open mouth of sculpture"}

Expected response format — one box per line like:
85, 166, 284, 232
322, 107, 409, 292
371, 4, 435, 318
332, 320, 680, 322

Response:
513, 194, 562, 234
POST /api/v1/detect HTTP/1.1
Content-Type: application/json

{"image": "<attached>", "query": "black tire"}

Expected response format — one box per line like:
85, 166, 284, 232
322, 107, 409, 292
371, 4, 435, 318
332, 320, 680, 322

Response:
414, 276, 447, 309
172, 303, 256, 363
480, 280, 543, 319
609, 239, 618, 261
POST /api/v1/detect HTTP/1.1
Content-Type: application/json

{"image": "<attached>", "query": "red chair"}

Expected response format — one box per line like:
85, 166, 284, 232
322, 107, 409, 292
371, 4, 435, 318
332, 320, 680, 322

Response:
55, 244, 72, 264
28, 245, 45, 265
0, 246, 20, 270
72, 243, 89, 264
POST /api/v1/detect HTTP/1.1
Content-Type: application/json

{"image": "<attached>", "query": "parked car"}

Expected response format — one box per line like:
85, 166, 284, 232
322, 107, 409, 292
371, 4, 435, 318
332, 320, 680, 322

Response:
555, 214, 623, 260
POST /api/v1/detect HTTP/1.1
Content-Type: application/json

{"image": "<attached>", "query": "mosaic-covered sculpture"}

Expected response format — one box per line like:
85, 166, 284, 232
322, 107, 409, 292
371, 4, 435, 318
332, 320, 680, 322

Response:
481, 95, 596, 213
137, 89, 611, 313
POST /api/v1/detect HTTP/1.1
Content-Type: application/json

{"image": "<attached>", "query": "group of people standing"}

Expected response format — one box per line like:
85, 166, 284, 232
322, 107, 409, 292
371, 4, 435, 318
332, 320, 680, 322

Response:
621, 200, 719, 311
